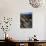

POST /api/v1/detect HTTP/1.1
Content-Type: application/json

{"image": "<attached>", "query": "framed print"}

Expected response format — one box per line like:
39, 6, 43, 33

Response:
20, 12, 32, 28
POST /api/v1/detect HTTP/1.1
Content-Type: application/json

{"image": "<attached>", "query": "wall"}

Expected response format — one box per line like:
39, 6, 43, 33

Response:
0, 0, 46, 40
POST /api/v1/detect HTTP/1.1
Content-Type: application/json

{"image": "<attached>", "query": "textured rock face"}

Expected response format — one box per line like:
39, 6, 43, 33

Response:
29, 0, 42, 8
20, 13, 32, 28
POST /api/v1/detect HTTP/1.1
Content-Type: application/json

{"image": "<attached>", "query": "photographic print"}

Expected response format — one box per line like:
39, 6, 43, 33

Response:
20, 12, 32, 28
